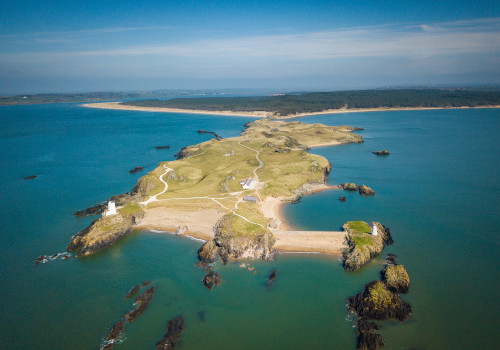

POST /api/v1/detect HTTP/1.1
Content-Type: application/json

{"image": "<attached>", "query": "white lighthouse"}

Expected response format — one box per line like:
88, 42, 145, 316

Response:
369, 222, 378, 236
104, 201, 117, 216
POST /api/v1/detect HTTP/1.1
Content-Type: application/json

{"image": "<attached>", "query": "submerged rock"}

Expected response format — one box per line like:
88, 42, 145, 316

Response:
382, 265, 410, 294
155, 315, 185, 350
266, 268, 278, 288
24, 175, 38, 180
125, 281, 152, 299
385, 253, 398, 265
357, 319, 384, 350
372, 150, 390, 156
359, 185, 375, 196
155, 145, 170, 149
348, 280, 412, 321
339, 196, 347, 202
124, 286, 155, 322
202, 271, 222, 290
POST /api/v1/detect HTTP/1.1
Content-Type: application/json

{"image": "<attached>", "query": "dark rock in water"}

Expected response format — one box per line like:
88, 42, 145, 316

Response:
129, 166, 144, 174
340, 182, 359, 191
155, 315, 185, 350
197, 129, 222, 141
372, 150, 390, 156
385, 254, 398, 265
339, 196, 347, 202
74, 202, 107, 217
155, 145, 170, 149
383, 226, 394, 245
267, 268, 278, 288
195, 261, 212, 271
198, 240, 219, 263
34, 255, 47, 264
107, 320, 124, 341
24, 175, 38, 180
124, 286, 155, 322
125, 281, 152, 299
359, 185, 375, 196
348, 280, 412, 321
197, 310, 206, 322
202, 271, 222, 290
353, 127, 365, 131
357, 319, 379, 334
382, 265, 410, 294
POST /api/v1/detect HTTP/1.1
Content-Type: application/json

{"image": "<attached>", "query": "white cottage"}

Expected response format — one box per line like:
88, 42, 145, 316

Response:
241, 177, 256, 190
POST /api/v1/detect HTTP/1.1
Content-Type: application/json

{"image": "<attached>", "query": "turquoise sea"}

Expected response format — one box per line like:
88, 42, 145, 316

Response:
0, 103, 499, 349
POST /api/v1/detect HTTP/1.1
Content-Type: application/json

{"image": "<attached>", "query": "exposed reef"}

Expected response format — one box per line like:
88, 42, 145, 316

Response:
35, 252, 71, 264
125, 281, 152, 299
24, 175, 37, 180
342, 221, 393, 271
155, 315, 186, 350
155, 145, 170, 149
372, 150, 390, 156
124, 286, 155, 322
356, 319, 383, 350
339, 196, 346, 202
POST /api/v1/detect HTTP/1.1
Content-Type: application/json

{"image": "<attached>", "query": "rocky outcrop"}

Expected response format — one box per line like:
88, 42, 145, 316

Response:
266, 268, 278, 288
339, 196, 346, 202
202, 271, 222, 290
342, 222, 393, 271
155, 315, 185, 350
356, 319, 383, 350
359, 185, 375, 196
198, 240, 219, 263
348, 280, 412, 321
340, 182, 359, 191
106, 320, 124, 343
35, 252, 71, 264
68, 210, 144, 257
372, 150, 390, 156
382, 265, 410, 294
124, 286, 155, 322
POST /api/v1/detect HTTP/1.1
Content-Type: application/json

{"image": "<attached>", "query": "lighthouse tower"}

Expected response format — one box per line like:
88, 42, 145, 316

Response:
104, 201, 117, 216
369, 222, 378, 236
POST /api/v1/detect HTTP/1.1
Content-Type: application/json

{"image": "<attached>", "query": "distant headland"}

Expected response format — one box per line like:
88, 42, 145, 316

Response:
83, 88, 500, 118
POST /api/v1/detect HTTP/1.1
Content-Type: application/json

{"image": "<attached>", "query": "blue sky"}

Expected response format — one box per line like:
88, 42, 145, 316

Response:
0, 0, 499, 94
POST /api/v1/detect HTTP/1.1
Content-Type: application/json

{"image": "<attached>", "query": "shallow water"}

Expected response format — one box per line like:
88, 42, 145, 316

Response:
0, 104, 498, 349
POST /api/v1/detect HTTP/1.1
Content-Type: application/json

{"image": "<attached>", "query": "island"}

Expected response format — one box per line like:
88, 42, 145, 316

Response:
68, 118, 364, 258
83, 89, 500, 118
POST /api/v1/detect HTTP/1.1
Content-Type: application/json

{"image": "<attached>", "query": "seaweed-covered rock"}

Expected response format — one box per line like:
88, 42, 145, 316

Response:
356, 319, 384, 350
372, 150, 390, 156
341, 182, 359, 191
359, 185, 375, 196
124, 286, 155, 322
24, 175, 38, 180
155, 145, 170, 149
339, 196, 347, 202
198, 240, 219, 263
129, 166, 144, 174
348, 281, 412, 321
155, 315, 185, 350
382, 265, 410, 294
267, 268, 278, 288
106, 320, 124, 342
385, 253, 398, 265
125, 281, 151, 299
202, 271, 222, 290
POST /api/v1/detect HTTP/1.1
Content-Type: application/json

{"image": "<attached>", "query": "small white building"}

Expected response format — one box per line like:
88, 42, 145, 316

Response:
104, 201, 117, 216
243, 196, 258, 203
241, 177, 256, 190
369, 221, 378, 236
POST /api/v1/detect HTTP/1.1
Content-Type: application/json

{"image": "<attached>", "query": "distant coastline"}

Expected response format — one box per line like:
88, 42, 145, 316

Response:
83, 101, 500, 119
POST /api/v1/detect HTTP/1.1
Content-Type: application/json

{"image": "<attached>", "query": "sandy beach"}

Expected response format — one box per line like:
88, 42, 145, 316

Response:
82, 101, 500, 119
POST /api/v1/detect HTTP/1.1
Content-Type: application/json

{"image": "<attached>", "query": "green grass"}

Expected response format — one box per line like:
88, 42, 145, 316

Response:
352, 234, 374, 248
347, 221, 372, 234
118, 202, 143, 217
